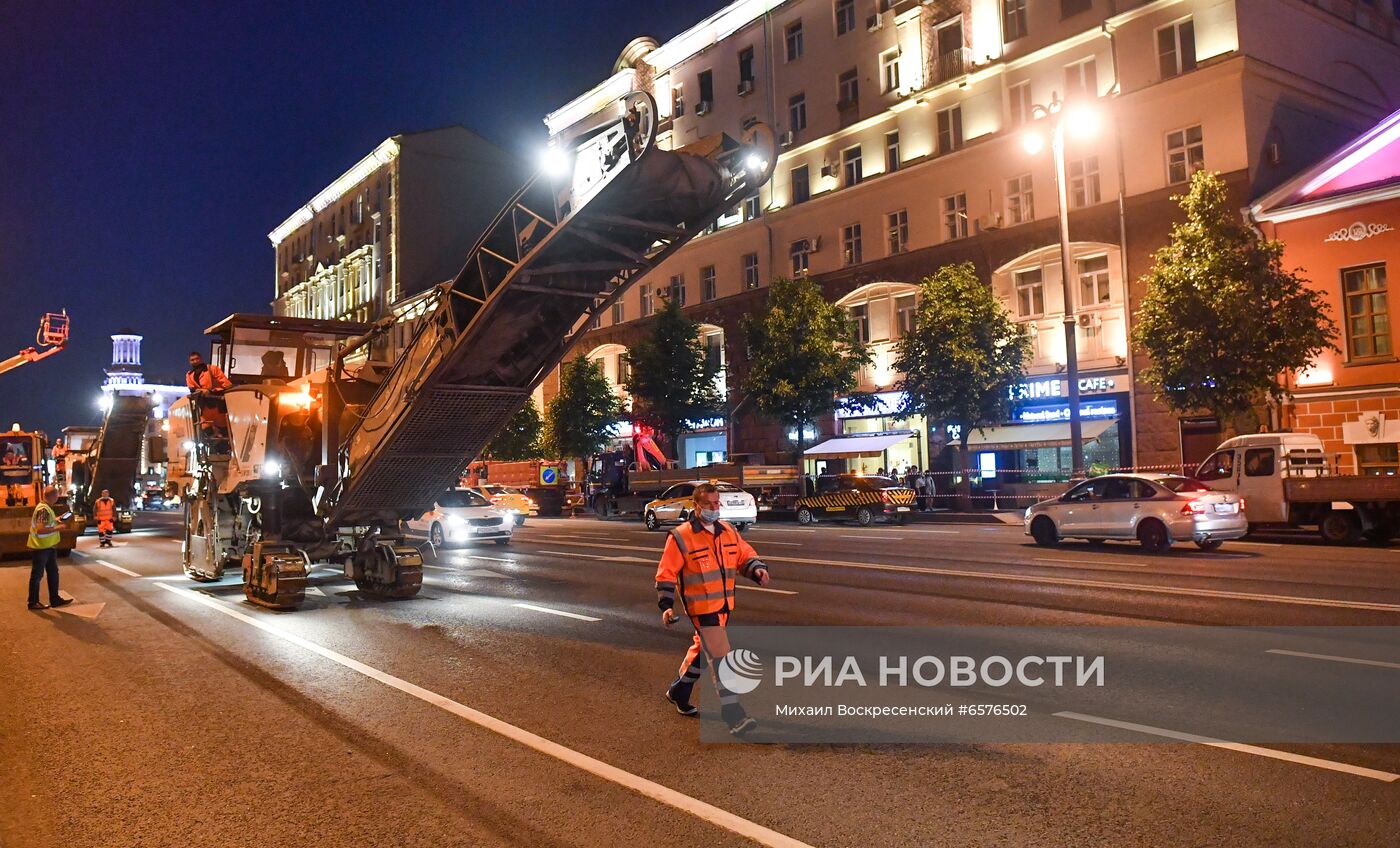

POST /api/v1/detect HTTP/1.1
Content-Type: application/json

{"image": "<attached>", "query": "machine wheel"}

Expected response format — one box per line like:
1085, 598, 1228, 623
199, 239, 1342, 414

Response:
592, 496, 612, 519
1031, 517, 1059, 547
644, 510, 661, 531
1195, 539, 1224, 551
242, 547, 307, 610
429, 523, 446, 549
796, 507, 815, 526
1319, 511, 1361, 545
494, 538, 511, 546
856, 506, 875, 527
354, 544, 423, 600
1137, 520, 1171, 554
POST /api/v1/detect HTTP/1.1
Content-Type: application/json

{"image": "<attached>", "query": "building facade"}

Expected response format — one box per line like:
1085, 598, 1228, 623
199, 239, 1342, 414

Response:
269, 127, 527, 355
540, 0, 1400, 478
1252, 106, 1400, 475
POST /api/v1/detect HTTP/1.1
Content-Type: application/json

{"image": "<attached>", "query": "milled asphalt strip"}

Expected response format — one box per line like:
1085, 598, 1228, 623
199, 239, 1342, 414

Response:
1053, 711, 1400, 782
1266, 649, 1400, 670
154, 583, 813, 848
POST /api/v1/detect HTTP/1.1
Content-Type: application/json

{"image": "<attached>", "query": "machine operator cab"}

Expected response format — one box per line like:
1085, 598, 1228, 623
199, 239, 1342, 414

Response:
167, 314, 374, 487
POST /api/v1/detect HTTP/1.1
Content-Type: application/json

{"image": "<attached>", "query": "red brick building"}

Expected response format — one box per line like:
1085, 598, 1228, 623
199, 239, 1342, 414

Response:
1252, 107, 1400, 474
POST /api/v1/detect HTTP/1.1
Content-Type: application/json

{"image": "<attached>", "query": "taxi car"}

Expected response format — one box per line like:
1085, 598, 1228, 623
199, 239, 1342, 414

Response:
1024, 473, 1247, 553
643, 480, 758, 531
795, 473, 916, 526
467, 484, 538, 526
407, 488, 513, 548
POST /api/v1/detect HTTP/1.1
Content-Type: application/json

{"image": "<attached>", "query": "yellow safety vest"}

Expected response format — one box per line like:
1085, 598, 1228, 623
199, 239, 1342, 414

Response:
28, 503, 61, 550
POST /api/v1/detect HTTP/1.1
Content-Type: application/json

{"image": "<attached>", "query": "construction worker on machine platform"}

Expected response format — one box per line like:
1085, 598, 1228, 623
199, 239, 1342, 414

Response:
655, 482, 771, 736
93, 488, 116, 547
185, 351, 232, 444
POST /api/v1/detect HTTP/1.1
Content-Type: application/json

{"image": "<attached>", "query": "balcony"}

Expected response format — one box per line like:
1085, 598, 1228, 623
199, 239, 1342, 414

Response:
931, 47, 972, 86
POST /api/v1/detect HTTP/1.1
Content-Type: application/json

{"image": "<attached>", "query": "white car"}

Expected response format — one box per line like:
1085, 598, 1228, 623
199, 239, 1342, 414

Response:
643, 481, 758, 531
408, 488, 513, 548
1024, 473, 1247, 553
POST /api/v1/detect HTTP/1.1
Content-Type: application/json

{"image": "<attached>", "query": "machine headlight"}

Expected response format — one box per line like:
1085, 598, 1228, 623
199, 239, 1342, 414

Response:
261, 460, 282, 477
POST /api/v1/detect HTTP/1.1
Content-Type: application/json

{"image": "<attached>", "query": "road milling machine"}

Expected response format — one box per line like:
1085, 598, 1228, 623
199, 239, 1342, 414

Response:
167, 93, 775, 609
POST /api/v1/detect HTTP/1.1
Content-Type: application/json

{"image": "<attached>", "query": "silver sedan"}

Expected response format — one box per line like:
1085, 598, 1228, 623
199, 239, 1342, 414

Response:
1024, 474, 1247, 553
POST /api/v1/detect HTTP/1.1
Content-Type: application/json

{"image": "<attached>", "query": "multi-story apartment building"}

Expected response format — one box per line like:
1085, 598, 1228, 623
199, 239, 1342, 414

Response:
269, 127, 526, 355
544, 0, 1400, 478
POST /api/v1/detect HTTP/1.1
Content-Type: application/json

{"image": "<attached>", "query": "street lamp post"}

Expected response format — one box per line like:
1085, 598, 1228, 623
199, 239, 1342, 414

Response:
1025, 96, 1091, 479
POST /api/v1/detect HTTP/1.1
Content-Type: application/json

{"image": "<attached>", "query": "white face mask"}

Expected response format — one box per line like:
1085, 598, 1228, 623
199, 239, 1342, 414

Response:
699, 507, 722, 523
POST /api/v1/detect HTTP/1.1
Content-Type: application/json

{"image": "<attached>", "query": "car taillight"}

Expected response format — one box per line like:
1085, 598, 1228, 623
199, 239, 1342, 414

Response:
1238, 497, 1246, 512
879, 491, 891, 504
1180, 499, 1209, 515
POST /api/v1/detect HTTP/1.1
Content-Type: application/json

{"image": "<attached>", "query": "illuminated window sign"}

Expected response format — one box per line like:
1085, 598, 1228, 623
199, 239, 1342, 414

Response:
1009, 376, 1118, 400
1016, 400, 1118, 423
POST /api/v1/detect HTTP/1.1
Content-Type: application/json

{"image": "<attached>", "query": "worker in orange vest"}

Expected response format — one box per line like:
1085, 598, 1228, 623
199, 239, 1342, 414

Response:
655, 482, 770, 736
186, 351, 233, 443
93, 488, 117, 548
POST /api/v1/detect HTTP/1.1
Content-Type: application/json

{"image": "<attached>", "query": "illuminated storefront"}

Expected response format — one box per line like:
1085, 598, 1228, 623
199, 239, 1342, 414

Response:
970, 369, 1132, 479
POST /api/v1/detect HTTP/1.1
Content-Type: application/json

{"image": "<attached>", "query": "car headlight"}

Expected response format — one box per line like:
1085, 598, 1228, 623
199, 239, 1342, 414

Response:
1024, 507, 1033, 520
444, 514, 467, 527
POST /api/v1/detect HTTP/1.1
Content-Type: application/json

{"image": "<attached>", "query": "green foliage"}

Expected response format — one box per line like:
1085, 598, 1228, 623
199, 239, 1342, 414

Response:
894, 262, 1030, 444
741, 276, 874, 451
623, 295, 725, 450
542, 356, 624, 460
1133, 171, 1337, 423
484, 398, 543, 461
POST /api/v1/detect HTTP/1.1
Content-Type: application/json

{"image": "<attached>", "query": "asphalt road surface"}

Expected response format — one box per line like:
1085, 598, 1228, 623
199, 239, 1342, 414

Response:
3, 511, 1398, 847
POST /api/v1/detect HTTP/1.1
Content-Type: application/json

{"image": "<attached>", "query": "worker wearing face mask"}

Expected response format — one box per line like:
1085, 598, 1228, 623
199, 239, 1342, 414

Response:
654, 482, 771, 736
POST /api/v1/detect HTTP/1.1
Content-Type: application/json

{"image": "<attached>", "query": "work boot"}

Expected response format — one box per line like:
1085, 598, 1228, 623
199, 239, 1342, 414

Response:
722, 703, 757, 737
665, 680, 698, 717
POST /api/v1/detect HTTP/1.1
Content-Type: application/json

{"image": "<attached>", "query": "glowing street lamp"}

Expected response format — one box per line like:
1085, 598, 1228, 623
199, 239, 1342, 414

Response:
1024, 95, 1100, 479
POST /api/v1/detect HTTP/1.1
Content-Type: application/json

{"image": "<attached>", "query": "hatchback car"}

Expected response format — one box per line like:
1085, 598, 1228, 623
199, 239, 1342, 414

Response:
644, 481, 758, 531
408, 488, 513, 548
1024, 473, 1246, 553
468, 484, 538, 526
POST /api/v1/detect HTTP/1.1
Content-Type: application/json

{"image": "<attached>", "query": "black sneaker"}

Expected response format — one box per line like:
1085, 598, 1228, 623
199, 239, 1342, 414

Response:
728, 716, 758, 737
664, 689, 698, 717
27, 602, 47, 610
50, 598, 73, 608
721, 703, 758, 737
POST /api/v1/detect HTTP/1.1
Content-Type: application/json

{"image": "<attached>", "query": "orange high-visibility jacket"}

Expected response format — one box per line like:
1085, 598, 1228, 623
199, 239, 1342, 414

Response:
186, 364, 231, 393
655, 518, 767, 616
94, 497, 115, 522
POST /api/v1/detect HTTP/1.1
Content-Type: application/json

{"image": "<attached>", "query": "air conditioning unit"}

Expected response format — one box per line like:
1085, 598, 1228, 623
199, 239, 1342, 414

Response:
737, 79, 755, 95
820, 162, 835, 178
1077, 313, 1101, 329
696, 100, 712, 116
867, 13, 884, 31
807, 235, 823, 253
780, 130, 795, 147
976, 212, 1003, 232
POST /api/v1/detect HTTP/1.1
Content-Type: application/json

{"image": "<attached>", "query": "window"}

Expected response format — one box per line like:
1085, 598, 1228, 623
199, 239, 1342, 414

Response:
937, 106, 963, 153
841, 144, 863, 187
788, 93, 807, 132
1065, 57, 1097, 101
699, 265, 717, 302
352, 194, 364, 225
1166, 125, 1204, 184
842, 223, 863, 266
1077, 255, 1111, 306
1157, 18, 1197, 79
668, 274, 686, 306
895, 294, 917, 336
1357, 443, 1400, 476
850, 303, 870, 343
743, 253, 760, 289
791, 165, 810, 204
1197, 450, 1235, 482
942, 193, 968, 240
1003, 0, 1027, 41
1343, 264, 1390, 359
641, 284, 654, 317
838, 69, 859, 107
881, 49, 901, 93
1062, 0, 1092, 16
1244, 448, 1276, 478
1015, 268, 1044, 317
612, 301, 625, 324
672, 86, 685, 117
784, 20, 805, 63
885, 131, 901, 173
1009, 81, 1031, 127
697, 70, 714, 107
743, 194, 761, 221
1069, 156, 1101, 206
790, 240, 811, 276
887, 210, 909, 254
1062, 479, 1104, 502
1102, 478, 1152, 500
738, 47, 755, 86
836, 0, 856, 36
1006, 174, 1034, 224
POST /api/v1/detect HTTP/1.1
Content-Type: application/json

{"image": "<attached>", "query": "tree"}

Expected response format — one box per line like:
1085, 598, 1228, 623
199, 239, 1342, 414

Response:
893, 262, 1030, 509
741, 276, 874, 457
623, 295, 724, 455
1133, 171, 1337, 432
484, 398, 542, 461
542, 356, 624, 460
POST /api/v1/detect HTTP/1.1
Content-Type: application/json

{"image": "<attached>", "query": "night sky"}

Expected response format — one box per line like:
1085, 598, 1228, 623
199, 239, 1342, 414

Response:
2, 0, 722, 437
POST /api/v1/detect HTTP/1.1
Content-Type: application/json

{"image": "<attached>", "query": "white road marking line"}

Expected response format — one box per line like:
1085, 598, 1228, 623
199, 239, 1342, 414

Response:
841, 535, 890, 541
1265, 649, 1400, 670
898, 529, 960, 535
155, 585, 807, 846
92, 559, 141, 577
743, 527, 816, 533
465, 555, 515, 563
421, 564, 454, 571
754, 540, 803, 546
1034, 557, 1149, 569
1231, 540, 1283, 548
512, 602, 601, 622
738, 585, 798, 595
169, 538, 183, 544
538, 549, 607, 560
1053, 711, 1400, 782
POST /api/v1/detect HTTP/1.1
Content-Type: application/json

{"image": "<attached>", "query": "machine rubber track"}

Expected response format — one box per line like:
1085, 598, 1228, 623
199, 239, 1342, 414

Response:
354, 544, 423, 599
243, 548, 308, 610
